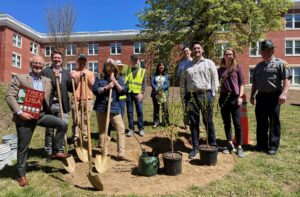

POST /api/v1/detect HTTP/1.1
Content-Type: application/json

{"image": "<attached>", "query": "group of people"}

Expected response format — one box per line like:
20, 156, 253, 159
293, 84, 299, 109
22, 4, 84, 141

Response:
5, 39, 291, 187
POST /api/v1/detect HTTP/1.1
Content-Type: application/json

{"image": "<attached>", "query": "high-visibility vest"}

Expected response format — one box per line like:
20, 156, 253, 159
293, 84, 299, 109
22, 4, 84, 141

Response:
119, 74, 127, 100
126, 67, 146, 94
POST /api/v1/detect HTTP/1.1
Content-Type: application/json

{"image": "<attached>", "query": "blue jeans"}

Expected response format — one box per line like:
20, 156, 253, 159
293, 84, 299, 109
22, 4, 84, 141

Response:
119, 99, 126, 118
126, 93, 144, 130
186, 91, 217, 149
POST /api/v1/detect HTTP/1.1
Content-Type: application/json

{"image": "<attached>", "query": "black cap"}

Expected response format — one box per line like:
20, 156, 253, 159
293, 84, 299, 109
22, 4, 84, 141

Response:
260, 40, 274, 50
77, 54, 87, 60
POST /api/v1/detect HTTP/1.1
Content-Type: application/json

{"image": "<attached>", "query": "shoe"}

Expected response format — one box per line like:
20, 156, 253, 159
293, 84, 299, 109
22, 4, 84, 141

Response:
267, 149, 277, 155
51, 152, 71, 159
139, 130, 145, 137
153, 124, 159, 128
223, 143, 235, 154
188, 148, 199, 159
116, 155, 132, 162
127, 129, 134, 137
185, 125, 190, 132
237, 147, 244, 158
18, 176, 28, 187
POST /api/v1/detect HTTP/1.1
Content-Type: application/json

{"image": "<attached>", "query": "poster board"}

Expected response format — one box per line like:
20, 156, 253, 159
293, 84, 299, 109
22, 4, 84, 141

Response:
17, 86, 45, 119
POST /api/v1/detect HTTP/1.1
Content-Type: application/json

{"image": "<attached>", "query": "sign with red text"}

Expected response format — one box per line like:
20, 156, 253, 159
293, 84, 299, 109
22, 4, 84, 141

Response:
17, 86, 45, 119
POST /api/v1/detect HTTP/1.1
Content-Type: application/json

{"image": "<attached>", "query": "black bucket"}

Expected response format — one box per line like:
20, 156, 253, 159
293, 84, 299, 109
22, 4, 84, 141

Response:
199, 146, 218, 166
138, 152, 159, 176
162, 152, 182, 176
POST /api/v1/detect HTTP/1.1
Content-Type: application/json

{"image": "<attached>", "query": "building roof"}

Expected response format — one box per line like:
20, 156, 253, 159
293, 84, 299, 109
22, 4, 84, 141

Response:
0, 14, 140, 43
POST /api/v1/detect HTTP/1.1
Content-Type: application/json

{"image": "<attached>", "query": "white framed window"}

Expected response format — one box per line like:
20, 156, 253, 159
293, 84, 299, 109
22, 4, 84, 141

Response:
12, 53, 22, 68
12, 34, 22, 48
291, 67, 300, 85
88, 44, 99, 55
66, 62, 76, 71
215, 42, 230, 58
285, 14, 300, 29
249, 41, 260, 57
134, 42, 145, 54
249, 65, 256, 85
45, 46, 54, 57
88, 62, 98, 73
65, 44, 76, 56
110, 43, 122, 55
285, 40, 300, 55
30, 42, 38, 54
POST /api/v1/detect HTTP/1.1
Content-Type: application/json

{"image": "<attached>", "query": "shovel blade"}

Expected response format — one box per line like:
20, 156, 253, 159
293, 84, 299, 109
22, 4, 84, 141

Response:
94, 154, 111, 173
75, 147, 89, 162
62, 155, 76, 173
87, 171, 103, 191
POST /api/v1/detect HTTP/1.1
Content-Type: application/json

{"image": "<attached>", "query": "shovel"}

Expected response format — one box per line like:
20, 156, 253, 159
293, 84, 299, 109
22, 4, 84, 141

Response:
55, 77, 76, 173
72, 77, 88, 162
84, 74, 104, 190
95, 88, 112, 173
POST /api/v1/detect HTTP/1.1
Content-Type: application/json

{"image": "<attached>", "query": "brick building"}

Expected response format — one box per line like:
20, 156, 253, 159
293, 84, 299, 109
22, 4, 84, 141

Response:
0, 3, 299, 86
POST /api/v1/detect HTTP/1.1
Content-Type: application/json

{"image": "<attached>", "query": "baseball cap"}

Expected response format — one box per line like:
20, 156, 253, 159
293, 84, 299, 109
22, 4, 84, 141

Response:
260, 40, 274, 50
77, 54, 87, 60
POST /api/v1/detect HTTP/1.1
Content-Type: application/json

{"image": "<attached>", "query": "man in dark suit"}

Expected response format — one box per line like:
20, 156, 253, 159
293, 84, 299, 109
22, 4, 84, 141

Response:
41, 50, 72, 160
6, 55, 70, 187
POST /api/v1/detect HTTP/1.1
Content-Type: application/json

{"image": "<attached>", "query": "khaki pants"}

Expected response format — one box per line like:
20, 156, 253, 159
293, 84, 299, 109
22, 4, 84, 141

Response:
96, 111, 125, 157
72, 99, 93, 138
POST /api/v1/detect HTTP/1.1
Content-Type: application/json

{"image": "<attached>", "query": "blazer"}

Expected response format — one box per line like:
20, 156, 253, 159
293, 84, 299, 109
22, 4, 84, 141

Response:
42, 66, 72, 113
5, 74, 52, 124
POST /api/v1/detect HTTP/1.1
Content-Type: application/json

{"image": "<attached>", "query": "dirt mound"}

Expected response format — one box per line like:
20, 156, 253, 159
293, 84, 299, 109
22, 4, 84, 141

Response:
64, 131, 235, 196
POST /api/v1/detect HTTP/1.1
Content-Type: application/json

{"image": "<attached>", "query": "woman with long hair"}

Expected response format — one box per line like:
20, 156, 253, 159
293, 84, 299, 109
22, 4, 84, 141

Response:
92, 58, 127, 160
151, 62, 170, 127
218, 48, 245, 158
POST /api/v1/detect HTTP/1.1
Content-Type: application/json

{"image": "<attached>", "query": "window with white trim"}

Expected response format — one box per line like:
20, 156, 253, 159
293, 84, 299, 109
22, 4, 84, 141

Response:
66, 63, 76, 71
285, 14, 300, 29
110, 43, 122, 55
65, 44, 76, 56
285, 40, 300, 55
291, 67, 300, 85
12, 53, 21, 68
88, 44, 99, 55
134, 42, 145, 54
30, 42, 38, 54
249, 41, 260, 57
45, 46, 54, 57
215, 42, 230, 57
88, 62, 98, 73
12, 34, 22, 48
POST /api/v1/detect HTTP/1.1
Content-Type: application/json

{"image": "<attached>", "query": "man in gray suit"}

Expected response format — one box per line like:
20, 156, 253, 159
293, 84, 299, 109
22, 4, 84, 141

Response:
5, 55, 69, 187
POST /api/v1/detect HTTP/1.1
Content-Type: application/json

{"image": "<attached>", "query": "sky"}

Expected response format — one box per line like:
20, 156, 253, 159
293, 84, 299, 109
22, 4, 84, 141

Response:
0, 0, 146, 32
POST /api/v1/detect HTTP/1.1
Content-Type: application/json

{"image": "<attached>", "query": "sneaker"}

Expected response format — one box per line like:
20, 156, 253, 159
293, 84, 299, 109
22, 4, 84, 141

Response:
237, 147, 244, 158
153, 124, 159, 128
188, 148, 199, 159
139, 130, 145, 137
267, 149, 277, 155
127, 129, 134, 137
223, 143, 236, 154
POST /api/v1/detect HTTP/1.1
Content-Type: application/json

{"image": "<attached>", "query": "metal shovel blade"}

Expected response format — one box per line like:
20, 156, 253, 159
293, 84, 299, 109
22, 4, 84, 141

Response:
75, 147, 89, 162
95, 154, 111, 173
87, 171, 103, 191
62, 155, 76, 173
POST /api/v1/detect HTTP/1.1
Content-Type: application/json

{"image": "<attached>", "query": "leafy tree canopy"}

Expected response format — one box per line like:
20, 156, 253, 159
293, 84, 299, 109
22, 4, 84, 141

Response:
138, 0, 293, 63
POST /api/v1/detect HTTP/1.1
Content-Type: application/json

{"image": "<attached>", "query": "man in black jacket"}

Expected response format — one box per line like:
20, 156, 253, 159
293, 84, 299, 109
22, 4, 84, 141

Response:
42, 49, 72, 160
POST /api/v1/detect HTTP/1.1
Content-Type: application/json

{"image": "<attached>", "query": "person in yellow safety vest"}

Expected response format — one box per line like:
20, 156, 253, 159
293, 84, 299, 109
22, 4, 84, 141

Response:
126, 54, 146, 137
115, 60, 128, 118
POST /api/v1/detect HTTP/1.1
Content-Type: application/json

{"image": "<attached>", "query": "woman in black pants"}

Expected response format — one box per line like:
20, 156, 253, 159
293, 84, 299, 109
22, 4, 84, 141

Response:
151, 62, 170, 127
218, 48, 245, 158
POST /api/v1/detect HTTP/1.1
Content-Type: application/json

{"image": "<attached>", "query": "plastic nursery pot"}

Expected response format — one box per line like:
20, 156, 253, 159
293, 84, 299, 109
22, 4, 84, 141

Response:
138, 152, 159, 177
199, 145, 218, 166
162, 151, 182, 176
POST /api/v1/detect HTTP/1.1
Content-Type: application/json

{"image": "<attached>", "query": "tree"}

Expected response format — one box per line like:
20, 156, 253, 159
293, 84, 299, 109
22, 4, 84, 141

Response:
138, 0, 293, 61
46, 0, 76, 53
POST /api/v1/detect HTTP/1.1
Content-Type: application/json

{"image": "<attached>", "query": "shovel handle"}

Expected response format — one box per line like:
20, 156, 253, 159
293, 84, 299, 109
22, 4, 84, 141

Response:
71, 78, 80, 125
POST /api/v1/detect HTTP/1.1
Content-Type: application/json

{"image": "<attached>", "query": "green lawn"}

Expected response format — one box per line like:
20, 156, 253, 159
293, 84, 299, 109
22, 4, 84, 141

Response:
0, 83, 300, 196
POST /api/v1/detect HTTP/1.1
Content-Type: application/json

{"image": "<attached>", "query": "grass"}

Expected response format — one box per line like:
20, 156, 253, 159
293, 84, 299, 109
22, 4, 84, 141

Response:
0, 83, 300, 196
